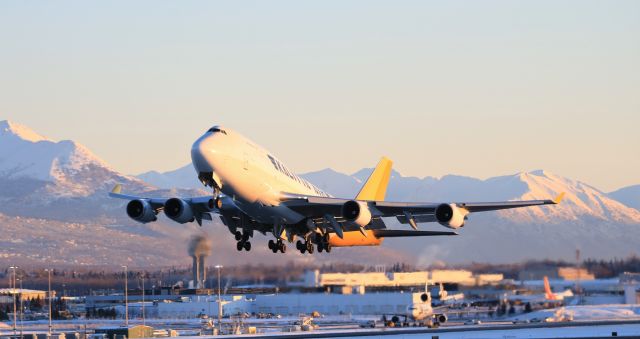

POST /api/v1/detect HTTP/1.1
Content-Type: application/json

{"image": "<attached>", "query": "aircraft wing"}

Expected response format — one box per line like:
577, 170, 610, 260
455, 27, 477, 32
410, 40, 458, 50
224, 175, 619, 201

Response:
280, 192, 564, 230
372, 229, 458, 237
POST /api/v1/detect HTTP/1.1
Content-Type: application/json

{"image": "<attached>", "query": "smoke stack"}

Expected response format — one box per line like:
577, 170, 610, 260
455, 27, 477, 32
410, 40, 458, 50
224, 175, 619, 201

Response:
188, 234, 211, 289
199, 256, 206, 288
192, 256, 199, 288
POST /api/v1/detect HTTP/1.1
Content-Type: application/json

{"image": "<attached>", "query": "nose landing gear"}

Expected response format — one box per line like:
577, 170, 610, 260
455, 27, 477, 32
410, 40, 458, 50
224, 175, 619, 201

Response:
235, 231, 252, 251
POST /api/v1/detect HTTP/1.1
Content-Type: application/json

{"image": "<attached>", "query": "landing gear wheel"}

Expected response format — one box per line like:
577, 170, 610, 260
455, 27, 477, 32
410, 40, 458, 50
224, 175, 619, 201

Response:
268, 239, 275, 250
244, 241, 251, 251
325, 243, 332, 253
306, 241, 314, 254
234, 231, 242, 241
296, 240, 303, 251
236, 241, 243, 251
278, 241, 287, 253
318, 244, 323, 253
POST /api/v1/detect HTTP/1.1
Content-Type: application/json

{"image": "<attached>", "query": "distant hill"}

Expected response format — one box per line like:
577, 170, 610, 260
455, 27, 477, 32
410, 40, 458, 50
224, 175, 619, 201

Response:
609, 185, 640, 211
137, 164, 204, 191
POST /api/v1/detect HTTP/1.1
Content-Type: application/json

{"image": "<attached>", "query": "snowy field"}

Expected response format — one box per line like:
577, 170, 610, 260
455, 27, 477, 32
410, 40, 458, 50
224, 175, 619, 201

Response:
509, 304, 640, 322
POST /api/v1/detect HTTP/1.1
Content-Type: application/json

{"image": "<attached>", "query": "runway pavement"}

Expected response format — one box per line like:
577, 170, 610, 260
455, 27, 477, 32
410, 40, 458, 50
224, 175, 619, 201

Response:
203, 319, 640, 339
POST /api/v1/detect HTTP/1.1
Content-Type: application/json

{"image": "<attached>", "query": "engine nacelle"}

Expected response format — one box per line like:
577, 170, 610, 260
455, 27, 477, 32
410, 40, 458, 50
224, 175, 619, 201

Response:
342, 200, 372, 227
435, 203, 466, 229
164, 198, 195, 224
436, 314, 447, 324
126, 199, 157, 223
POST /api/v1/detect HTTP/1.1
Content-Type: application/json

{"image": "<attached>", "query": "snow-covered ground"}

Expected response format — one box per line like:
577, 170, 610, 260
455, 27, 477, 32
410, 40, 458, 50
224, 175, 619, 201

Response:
510, 304, 640, 322
374, 323, 640, 339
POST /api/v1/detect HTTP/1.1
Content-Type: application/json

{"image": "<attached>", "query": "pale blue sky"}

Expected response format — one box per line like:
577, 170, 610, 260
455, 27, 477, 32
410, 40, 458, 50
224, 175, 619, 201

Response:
1, 1, 638, 191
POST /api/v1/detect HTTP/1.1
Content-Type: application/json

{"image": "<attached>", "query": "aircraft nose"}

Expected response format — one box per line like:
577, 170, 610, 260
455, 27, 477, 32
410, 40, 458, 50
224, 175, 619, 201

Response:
191, 134, 218, 172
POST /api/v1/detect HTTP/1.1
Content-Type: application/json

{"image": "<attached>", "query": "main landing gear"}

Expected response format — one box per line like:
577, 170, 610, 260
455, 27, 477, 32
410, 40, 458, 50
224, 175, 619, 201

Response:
235, 231, 251, 251
268, 239, 287, 253
296, 234, 331, 254
317, 234, 332, 253
296, 239, 315, 254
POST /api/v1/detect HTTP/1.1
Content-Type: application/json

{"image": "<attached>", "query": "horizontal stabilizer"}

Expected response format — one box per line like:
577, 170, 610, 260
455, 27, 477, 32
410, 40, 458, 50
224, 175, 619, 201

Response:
372, 229, 458, 238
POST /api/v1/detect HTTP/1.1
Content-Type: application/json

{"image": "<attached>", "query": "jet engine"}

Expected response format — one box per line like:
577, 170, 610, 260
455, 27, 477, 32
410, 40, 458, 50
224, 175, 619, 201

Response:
436, 314, 447, 323
164, 198, 195, 224
126, 199, 157, 223
435, 203, 466, 229
342, 200, 372, 227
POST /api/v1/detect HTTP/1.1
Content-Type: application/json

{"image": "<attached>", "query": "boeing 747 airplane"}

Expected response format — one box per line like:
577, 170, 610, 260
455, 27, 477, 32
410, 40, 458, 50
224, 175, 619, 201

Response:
110, 125, 564, 254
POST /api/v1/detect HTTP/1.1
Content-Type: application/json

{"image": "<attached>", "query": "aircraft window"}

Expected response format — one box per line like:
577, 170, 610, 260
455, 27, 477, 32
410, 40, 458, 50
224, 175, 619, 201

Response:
207, 127, 227, 135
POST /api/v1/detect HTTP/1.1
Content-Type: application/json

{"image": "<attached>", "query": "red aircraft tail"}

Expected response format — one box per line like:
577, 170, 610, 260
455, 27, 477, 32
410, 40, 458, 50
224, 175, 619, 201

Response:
543, 276, 556, 300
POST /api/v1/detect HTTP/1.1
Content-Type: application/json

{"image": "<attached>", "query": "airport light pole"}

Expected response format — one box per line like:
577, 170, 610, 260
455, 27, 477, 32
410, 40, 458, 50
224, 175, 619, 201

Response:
122, 265, 128, 327
9, 266, 17, 336
45, 268, 52, 335
215, 265, 223, 332
141, 272, 145, 326
18, 277, 23, 338
207, 290, 211, 320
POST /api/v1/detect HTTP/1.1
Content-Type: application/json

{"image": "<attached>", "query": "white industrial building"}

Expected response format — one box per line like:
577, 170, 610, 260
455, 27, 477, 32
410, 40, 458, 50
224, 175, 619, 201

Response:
303, 269, 503, 288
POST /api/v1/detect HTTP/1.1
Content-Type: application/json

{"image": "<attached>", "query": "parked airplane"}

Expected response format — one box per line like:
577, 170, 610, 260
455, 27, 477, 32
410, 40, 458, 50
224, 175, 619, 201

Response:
508, 276, 574, 303
110, 125, 564, 254
382, 284, 448, 328
543, 276, 574, 301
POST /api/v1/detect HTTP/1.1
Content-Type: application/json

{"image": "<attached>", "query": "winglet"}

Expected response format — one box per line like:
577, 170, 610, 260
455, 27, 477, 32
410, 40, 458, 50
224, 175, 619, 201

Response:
553, 192, 565, 204
111, 184, 122, 194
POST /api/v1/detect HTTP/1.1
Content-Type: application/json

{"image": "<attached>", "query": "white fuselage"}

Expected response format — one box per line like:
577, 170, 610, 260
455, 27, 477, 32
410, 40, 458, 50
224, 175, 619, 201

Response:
190, 126, 329, 225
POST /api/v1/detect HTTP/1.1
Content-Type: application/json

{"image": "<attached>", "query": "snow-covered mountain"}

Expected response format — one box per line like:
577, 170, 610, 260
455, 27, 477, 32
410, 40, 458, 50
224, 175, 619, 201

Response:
1, 120, 151, 189
1, 119, 638, 265
301, 168, 640, 263
0, 120, 202, 221
609, 185, 640, 212
304, 168, 640, 225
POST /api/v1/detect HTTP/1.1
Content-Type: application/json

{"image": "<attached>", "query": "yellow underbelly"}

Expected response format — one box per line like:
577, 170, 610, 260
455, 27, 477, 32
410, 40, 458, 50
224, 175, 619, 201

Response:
328, 230, 384, 247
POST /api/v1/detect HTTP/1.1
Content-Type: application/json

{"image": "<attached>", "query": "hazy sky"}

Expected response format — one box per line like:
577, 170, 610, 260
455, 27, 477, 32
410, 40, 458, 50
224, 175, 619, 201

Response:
1, 1, 638, 191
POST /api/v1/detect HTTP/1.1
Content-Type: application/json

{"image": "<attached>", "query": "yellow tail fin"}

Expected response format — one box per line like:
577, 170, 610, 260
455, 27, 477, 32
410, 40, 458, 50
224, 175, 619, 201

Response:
355, 157, 393, 201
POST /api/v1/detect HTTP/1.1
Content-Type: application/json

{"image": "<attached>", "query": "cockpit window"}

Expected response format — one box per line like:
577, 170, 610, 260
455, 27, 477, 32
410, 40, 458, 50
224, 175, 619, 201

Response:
207, 127, 227, 135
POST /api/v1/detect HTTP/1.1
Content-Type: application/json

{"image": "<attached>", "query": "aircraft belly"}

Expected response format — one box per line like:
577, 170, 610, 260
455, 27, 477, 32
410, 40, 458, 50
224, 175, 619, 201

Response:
328, 230, 383, 247
233, 199, 304, 225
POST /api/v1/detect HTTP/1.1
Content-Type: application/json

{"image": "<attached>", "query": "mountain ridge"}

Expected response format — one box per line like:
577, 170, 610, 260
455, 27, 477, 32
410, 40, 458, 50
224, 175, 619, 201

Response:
1, 119, 638, 265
